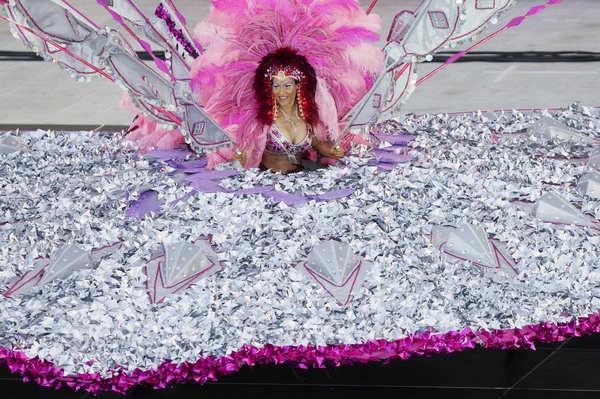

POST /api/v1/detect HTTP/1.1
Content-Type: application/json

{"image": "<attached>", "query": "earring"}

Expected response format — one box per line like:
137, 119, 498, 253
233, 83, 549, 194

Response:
297, 84, 306, 121
266, 77, 278, 123
272, 91, 278, 121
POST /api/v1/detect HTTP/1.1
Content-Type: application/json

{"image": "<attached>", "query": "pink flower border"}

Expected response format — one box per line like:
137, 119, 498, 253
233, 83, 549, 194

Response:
2, 311, 600, 394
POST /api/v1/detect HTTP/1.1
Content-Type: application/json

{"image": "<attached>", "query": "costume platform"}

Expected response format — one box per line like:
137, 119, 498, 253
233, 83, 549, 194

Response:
2, 104, 600, 393
2, 0, 596, 394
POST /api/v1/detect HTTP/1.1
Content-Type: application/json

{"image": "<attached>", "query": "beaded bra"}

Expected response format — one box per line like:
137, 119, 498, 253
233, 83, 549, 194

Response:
264, 124, 313, 164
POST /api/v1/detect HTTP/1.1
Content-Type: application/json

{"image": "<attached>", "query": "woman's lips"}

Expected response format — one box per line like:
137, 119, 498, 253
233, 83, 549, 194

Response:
278, 96, 289, 102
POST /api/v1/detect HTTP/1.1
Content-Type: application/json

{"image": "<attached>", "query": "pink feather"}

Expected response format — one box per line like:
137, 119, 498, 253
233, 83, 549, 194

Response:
334, 26, 379, 44
118, 93, 185, 153
123, 113, 184, 153
212, 0, 249, 12
344, 42, 384, 73
207, 146, 235, 168
311, 0, 360, 13
192, 0, 384, 167
119, 92, 138, 113
315, 78, 340, 141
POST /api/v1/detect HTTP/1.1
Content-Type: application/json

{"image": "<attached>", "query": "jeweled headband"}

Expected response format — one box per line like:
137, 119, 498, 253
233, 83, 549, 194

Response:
265, 64, 305, 82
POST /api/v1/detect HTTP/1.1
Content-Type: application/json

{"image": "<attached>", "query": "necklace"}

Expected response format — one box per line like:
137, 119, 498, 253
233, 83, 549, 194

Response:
278, 106, 300, 123
277, 106, 302, 141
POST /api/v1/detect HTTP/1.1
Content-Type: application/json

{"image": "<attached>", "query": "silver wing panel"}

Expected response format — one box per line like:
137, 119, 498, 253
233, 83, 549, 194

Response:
3, 0, 232, 152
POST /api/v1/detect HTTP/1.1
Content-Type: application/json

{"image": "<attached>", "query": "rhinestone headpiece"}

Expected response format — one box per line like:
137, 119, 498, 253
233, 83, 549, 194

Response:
266, 64, 305, 83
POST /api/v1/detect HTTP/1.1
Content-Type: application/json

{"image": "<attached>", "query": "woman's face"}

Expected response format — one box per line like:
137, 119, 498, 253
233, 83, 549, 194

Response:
272, 77, 297, 108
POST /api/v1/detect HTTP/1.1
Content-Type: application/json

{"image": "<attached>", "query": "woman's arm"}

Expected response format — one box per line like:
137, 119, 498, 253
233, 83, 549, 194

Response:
312, 137, 345, 159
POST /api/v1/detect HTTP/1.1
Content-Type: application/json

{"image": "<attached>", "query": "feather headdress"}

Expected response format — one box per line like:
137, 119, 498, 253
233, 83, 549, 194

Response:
191, 0, 384, 168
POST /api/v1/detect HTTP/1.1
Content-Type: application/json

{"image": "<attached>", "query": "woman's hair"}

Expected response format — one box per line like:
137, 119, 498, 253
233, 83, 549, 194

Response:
254, 47, 319, 126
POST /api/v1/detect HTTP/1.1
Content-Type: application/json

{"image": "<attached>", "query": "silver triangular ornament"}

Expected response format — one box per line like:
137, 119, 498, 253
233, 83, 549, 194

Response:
534, 192, 597, 228
578, 171, 600, 198
531, 117, 596, 144
444, 224, 496, 267
37, 245, 92, 286
297, 240, 371, 306
163, 242, 212, 286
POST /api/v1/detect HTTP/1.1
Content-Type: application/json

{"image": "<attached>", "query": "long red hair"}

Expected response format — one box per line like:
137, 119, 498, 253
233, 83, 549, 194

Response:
254, 48, 319, 127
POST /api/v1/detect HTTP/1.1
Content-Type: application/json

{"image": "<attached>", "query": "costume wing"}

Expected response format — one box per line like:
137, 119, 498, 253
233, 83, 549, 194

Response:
2, 0, 232, 153
340, 0, 515, 137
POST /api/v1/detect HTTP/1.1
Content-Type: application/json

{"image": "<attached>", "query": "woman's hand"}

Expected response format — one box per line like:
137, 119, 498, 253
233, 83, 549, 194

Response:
315, 141, 345, 159
329, 144, 345, 158
232, 148, 246, 167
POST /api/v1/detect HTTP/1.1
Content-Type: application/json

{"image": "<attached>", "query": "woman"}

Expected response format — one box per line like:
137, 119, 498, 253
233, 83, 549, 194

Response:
191, 0, 384, 172
234, 48, 345, 173
119, 0, 382, 166
117, 1, 382, 170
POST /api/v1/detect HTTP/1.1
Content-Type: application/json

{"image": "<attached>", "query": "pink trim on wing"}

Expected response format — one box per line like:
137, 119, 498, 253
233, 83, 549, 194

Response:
15, 0, 91, 42
379, 62, 412, 113
386, 10, 414, 44
0, 14, 114, 80
451, 0, 512, 41
96, 0, 172, 76
403, 6, 460, 58
417, 0, 563, 87
58, 0, 102, 30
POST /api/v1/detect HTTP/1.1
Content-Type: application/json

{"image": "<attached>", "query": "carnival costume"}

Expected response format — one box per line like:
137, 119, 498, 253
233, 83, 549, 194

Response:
3, 1, 582, 394
191, 1, 382, 168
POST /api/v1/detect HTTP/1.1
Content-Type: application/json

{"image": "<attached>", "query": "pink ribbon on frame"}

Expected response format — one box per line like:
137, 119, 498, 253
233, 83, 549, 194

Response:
95, 0, 172, 77
0, 14, 115, 81
417, 0, 563, 86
